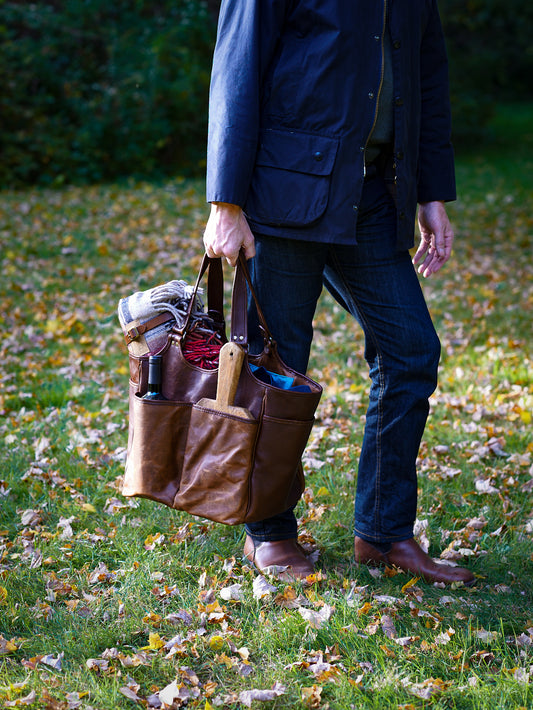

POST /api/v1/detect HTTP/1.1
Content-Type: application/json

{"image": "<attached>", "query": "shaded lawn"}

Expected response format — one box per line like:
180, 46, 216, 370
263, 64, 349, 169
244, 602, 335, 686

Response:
0, 105, 531, 708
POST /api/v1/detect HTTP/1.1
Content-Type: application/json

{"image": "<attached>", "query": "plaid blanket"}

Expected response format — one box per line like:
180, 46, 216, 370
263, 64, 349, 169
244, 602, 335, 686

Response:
117, 280, 204, 356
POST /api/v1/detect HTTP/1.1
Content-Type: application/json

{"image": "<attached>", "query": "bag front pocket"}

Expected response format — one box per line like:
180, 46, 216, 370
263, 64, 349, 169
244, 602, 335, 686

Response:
176, 406, 260, 525
246, 415, 315, 521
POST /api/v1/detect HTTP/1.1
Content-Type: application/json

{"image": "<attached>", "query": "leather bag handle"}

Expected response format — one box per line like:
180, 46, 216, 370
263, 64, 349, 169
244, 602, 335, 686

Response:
175, 254, 224, 336
230, 250, 273, 348
177, 251, 273, 349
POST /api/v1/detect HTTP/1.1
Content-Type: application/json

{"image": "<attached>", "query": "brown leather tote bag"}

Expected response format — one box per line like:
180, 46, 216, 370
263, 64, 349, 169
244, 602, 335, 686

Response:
122, 253, 322, 525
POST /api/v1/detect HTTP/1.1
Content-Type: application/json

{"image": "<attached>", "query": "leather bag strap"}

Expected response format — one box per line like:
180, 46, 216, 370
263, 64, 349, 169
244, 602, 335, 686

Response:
175, 254, 224, 336
230, 251, 273, 347
177, 251, 273, 348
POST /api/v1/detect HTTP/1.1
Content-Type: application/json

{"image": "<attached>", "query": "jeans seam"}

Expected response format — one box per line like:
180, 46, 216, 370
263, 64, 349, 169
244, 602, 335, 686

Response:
328, 250, 384, 540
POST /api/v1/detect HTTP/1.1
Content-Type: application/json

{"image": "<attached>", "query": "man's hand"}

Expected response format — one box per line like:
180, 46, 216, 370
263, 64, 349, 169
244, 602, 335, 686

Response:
413, 201, 454, 278
203, 202, 256, 267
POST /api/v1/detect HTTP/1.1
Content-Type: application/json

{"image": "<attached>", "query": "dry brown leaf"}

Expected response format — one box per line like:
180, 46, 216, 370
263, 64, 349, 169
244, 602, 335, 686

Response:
381, 614, 397, 639
298, 604, 334, 629
219, 583, 244, 601
301, 684, 323, 708
252, 575, 277, 599
5, 691, 38, 707
238, 682, 286, 707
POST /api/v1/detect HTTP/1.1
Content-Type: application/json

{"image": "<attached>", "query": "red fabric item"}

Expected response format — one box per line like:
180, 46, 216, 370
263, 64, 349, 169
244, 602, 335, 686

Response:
182, 327, 223, 370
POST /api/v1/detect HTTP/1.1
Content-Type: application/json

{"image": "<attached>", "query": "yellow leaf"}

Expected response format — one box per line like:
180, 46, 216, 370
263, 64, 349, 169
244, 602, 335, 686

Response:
81, 503, 96, 513
357, 602, 372, 616
208, 635, 225, 651
142, 613, 162, 627
0, 636, 18, 655
45, 318, 62, 334
316, 487, 330, 497
520, 411, 531, 424
401, 577, 420, 593
140, 632, 165, 651
0, 586, 7, 605
215, 652, 235, 669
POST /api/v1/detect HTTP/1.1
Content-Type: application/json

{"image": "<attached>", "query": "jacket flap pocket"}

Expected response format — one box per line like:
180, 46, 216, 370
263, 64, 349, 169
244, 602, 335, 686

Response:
256, 129, 338, 176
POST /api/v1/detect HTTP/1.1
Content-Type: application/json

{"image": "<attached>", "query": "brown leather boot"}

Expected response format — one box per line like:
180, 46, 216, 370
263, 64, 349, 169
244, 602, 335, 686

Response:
244, 535, 315, 581
354, 536, 476, 586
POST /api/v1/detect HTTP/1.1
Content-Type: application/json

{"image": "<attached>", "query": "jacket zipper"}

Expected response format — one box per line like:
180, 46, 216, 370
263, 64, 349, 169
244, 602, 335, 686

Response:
363, 0, 387, 174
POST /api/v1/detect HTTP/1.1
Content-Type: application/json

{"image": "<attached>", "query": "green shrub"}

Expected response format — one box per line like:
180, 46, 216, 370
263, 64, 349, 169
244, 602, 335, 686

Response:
0, 0, 217, 186
1, 0, 532, 186
440, 0, 533, 142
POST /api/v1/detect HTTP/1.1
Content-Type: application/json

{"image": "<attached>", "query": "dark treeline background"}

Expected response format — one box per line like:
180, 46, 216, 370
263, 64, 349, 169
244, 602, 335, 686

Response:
1, 0, 532, 187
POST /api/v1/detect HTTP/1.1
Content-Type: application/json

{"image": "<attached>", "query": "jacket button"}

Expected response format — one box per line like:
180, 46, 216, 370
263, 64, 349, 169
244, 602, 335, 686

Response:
313, 151, 324, 161
395, 96, 404, 107
396, 151, 404, 160
393, 39, 401, 49
368, 91, 375, 99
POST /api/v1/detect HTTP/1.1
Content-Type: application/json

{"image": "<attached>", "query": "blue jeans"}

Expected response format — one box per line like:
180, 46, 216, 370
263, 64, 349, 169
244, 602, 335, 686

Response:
245, 174, 440, 546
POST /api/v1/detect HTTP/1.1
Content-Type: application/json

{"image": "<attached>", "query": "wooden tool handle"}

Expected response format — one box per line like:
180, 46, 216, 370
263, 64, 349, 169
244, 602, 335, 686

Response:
216, 342, 245, 407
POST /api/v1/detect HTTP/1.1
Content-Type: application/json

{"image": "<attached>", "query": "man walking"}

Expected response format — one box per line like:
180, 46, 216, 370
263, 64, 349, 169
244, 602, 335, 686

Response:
203, 0, 475, 586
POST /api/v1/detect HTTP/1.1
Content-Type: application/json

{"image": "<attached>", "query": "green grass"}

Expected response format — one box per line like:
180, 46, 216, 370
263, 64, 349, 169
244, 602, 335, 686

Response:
0, 103, 532, 709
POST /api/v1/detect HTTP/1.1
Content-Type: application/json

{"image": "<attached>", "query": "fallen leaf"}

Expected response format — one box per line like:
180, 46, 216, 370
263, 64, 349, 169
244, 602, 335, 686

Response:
301, 684, 323, 708
435, 628, 455, 645
238, 682, 286, 707
120, 685, 141, 702
381, 614, 397, 639
140, 632, 165, 651
40, 652, 64, 670
298, 604, 334, 629
219, 584, 244, 601
5, 690, 37, 707
252, 575, 277, 600
65, 691, 89, 709
402, 677, 450, 699
401, 578, 420, 594
0, 635, 19, 655
475, 629, 500, 643
80, 503, 97, 513
513, 667, 530, 684
208, 635, 225, 651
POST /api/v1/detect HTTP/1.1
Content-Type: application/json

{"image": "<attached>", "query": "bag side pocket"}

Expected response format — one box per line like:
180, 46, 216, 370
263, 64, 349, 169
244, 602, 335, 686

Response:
123, 394, 192, 507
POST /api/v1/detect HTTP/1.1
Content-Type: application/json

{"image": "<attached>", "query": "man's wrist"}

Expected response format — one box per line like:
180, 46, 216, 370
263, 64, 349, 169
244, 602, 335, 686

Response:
211, 201, 242, 213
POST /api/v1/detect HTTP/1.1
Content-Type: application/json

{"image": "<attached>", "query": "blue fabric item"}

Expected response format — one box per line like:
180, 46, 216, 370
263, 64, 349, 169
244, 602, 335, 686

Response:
249, 364, 312, 392
250, 364, 294, 389
207, 0, 456, 251
245, 175, 440, 545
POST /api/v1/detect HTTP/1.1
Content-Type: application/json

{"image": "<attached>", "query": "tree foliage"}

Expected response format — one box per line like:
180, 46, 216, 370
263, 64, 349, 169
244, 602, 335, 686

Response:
440, 0, 533, 140
0, 0, 216, 186
0, 0, 531, 186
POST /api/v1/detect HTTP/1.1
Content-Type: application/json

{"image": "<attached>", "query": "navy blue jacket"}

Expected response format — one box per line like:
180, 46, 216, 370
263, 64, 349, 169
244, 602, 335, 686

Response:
206, 0, 456, 249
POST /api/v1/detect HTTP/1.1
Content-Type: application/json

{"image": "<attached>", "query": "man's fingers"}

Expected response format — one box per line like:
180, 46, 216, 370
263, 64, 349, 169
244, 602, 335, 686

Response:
433, 230, 445, 259
412, 234, 431, 265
